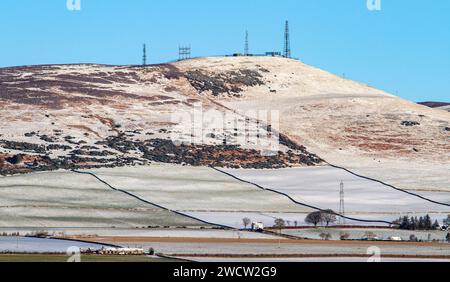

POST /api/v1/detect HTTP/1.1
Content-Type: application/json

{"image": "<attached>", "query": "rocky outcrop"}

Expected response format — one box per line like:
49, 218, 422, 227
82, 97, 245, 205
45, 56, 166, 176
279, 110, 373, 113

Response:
184, 69, 264, 97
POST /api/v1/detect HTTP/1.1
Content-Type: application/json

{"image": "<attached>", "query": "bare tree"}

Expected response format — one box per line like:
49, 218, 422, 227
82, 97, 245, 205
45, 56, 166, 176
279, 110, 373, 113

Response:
274, 218, 286, 234
322, 210, 337, 227
242, 217, 251, 229
305, 211, 323, 227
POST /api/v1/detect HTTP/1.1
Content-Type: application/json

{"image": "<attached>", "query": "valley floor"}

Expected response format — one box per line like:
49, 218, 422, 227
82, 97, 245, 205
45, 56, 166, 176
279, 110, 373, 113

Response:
0, 164, 449, 262
1, 164, 449, 229
93, 235, 450, 262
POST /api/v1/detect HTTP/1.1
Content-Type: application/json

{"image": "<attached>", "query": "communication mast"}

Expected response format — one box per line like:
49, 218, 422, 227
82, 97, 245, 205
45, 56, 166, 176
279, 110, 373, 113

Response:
179, 45, 191, 61
283, 20, 291, 58
244, 30, 249, 56
142, 44, 147, 66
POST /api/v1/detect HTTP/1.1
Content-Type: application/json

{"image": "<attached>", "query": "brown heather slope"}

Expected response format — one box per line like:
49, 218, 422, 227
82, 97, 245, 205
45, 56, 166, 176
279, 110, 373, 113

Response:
0, 61, 322, 174
0, 57, 448, 193
418, 102, 450, 112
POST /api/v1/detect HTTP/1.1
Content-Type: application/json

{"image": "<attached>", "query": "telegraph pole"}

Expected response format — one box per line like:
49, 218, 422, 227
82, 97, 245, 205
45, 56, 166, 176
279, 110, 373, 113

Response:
339, 181, 345, 225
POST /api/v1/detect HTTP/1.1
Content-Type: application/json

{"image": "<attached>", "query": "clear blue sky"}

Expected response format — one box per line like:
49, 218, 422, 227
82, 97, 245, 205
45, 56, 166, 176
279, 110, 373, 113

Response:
0, 0, 449, 102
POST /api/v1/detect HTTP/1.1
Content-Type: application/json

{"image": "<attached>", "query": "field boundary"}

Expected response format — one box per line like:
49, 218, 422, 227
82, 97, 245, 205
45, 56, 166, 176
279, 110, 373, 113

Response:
49, 237, 122, 249
71, 170, 233, 230
327, 164, 450, 207
211, 166, 394, 225
167, 253, 450, 260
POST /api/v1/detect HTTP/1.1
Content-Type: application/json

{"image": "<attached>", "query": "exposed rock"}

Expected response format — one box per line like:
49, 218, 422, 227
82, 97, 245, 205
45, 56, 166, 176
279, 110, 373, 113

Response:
0, 140, 47, 154
401, 121, 420, 127
71, 149, 115, 157
39, 134, 56, 143
6, 154, 25, 165
46, 144, 72, 151
184, 69, 264, 97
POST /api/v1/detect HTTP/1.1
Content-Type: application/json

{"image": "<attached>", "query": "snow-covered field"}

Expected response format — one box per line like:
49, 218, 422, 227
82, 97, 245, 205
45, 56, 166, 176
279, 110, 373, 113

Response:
87, 165, 311, 212
282, 228, 448, 241
86, 164, 449, 227
0, 228, 278, 239
223, 167, 450, 223
0, 170, 205, 228
87, 165, 315, 228
1, 164, 448, 231
111, 240, 450, 258
0, 165, 318, 230
0, 237, 106, 253
80, 229, 279, 239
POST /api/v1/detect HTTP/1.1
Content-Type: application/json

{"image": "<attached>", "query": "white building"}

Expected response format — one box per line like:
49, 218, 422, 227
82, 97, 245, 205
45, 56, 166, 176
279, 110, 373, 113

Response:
251, 222, 264, 231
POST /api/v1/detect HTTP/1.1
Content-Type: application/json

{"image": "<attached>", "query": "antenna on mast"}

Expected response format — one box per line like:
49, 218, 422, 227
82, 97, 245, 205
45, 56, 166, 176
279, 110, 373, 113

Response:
179, 45, 191, 61
142, 44, 147, 66
244, 30, 249, 56
283, 20, 291, 58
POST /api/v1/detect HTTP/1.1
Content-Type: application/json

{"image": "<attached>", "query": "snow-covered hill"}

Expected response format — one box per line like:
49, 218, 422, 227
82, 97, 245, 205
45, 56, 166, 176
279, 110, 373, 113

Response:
1, 56, 449, 192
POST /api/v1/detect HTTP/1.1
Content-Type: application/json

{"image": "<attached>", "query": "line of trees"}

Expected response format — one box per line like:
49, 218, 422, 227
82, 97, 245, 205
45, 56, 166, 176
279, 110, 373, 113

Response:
305, 210, 337, 227
243, 213, 450, 232
393, 215, 440, 231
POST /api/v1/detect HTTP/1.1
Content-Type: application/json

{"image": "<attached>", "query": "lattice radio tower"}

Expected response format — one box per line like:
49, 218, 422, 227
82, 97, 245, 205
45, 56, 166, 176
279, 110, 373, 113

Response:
142, 44, 147, 66
283, 20, 291, 58
179, 45, 191, 61
339, 180, 345, 224
244, 30, 249, 56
